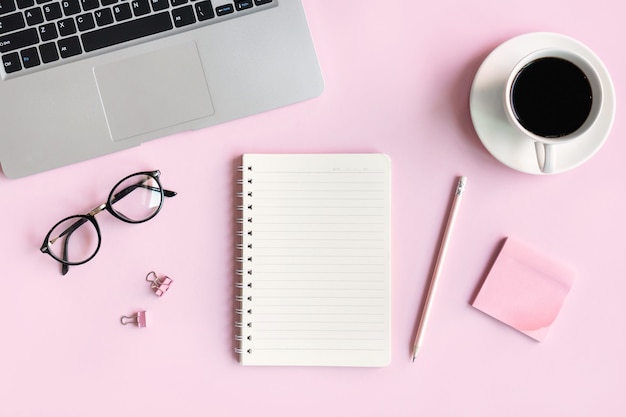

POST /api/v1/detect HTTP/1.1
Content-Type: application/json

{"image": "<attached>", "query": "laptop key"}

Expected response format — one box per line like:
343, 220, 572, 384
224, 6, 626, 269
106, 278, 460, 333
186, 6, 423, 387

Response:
24, 7, 44, 25
0, 11, 25, 33
38, 21, 57, 40
2, 51, 21, 72
80, 0, 98, 10
61, 0, 80, 15
76, 12, 94, 30
112, 2, 131, 20
43, 2, 61, 19
0, 0, 16, 16
57, 35, 81, 57
57, 16, 75, 35
39, 40, 58, 62
81, 11, 172, 52
0, 27, 38, 52
20, 45, 39, 67
215, 4, 232, 15
172, 5, 194, 27
130, 0, 149, 16
94, 7, 113, 25
194, 0, 213, 20
150, 0, 167, 11
234, 0, 252, 11
16, 0, 34, 8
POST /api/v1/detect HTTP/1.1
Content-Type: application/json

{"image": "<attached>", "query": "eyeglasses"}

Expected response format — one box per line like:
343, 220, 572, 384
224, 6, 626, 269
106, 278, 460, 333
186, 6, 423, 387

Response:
40, 170, 177, 275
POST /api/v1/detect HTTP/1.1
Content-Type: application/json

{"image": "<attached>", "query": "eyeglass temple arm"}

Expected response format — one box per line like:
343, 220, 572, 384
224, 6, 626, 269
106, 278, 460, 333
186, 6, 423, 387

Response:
61, 237, 71, 275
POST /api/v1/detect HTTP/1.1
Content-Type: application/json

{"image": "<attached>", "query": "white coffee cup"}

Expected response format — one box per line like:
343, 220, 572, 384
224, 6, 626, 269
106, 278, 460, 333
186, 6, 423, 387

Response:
503, 49, 603, 173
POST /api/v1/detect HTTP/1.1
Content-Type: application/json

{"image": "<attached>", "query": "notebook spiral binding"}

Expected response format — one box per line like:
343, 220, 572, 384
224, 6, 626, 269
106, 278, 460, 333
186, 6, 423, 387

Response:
235, 164, 254, 357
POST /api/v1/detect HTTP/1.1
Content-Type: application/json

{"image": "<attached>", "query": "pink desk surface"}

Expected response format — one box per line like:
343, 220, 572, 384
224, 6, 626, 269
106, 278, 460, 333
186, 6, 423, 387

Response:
1, 2, 625, 416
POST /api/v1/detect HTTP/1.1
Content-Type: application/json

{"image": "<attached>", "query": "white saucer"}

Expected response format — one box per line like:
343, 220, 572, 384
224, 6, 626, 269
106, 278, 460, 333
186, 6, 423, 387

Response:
470, 32, 616, 175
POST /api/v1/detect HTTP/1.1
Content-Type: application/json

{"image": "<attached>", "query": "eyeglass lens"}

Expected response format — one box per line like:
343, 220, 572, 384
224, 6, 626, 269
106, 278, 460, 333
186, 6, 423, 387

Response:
109, 173, 163, 222
46, 216, 99, 265
45, 172, 165, 266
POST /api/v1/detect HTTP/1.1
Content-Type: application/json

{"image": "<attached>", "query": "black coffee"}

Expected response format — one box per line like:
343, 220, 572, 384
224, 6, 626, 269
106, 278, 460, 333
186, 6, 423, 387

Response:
510, 57, 593, 138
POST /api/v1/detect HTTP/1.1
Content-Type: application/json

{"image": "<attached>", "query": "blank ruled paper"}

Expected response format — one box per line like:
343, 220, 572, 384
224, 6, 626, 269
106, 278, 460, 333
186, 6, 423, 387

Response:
236, 154, 391, 366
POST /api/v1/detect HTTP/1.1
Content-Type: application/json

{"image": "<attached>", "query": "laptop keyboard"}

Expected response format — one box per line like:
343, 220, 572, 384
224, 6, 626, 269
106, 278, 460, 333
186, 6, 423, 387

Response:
0, 0, 274, 76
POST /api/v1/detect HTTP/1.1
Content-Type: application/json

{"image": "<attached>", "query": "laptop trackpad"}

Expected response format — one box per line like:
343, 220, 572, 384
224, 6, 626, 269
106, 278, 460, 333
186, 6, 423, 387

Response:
94, 42, 214, 141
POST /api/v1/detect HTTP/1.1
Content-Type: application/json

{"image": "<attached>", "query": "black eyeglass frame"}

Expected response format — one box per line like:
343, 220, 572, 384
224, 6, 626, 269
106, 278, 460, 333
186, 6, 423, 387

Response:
40, 170, 177, 275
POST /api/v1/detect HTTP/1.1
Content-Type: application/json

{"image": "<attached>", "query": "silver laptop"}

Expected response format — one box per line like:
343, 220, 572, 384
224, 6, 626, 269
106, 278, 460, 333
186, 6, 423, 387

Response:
0, 0, 323, 178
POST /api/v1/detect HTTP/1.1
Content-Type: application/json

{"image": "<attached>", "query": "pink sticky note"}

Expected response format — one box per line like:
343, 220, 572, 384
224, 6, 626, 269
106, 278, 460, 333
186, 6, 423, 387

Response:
472, 238, 576, 342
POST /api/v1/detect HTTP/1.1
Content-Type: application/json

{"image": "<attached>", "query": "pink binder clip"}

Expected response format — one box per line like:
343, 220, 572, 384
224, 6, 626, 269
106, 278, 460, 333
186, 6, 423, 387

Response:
146, 271, 173, 296
121, 311, 147, 328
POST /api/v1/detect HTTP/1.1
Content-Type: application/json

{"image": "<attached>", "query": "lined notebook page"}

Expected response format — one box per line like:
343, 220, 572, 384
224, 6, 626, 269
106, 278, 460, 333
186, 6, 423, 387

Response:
236, 154, 391, 367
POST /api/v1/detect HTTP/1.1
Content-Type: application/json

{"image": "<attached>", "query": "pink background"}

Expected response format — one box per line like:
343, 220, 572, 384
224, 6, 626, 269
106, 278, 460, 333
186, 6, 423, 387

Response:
1, 1, 625, 416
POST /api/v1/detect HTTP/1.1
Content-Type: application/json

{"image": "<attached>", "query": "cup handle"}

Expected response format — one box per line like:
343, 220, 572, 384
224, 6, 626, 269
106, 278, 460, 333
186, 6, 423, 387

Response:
535, 142, 555, 174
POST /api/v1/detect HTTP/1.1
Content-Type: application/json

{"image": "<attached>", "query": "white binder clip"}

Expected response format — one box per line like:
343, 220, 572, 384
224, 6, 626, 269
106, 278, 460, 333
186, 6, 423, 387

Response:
146, 271, 173, 297
121, 311, 147, 328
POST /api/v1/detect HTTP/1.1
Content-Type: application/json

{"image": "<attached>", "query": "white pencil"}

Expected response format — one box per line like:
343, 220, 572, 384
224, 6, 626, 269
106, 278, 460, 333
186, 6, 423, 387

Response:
412, 176, 467, 362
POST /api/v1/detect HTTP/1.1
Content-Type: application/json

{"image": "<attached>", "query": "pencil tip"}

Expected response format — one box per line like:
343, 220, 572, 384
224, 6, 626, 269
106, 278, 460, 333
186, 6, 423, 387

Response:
412, 346, 420, 362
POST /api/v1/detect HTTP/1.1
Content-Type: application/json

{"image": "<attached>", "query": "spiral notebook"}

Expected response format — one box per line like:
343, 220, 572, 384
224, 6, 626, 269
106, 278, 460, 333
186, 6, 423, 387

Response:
235, 154, 391, 367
